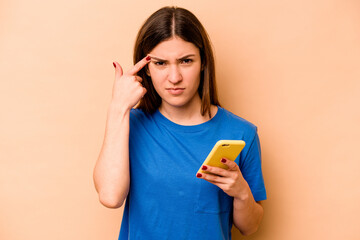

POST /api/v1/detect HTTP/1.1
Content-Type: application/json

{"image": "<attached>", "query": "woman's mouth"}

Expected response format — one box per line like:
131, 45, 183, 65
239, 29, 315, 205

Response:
166, 88, 185, 95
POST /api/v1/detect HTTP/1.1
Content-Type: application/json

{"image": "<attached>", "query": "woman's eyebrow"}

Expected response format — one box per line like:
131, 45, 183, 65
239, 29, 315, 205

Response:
178, 54, 195, 60
148, 54, 196, 62
149, 56, 167, 62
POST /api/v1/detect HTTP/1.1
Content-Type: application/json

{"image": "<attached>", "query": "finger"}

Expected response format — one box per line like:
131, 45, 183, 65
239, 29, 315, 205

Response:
205, 179, 224, 187
140, 86, 147, 98
135, 76, 143, 82
208, 181, 228, 191
220, 158, 239, 171
196, 173, 233, 192
127, 55, 151, 76
196, 172, 227, 184
113, 61, 123, 79
201, 165, 231, 177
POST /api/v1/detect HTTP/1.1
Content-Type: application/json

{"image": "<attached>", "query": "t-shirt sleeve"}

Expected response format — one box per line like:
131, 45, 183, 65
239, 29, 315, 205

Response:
239, 129, 267, 202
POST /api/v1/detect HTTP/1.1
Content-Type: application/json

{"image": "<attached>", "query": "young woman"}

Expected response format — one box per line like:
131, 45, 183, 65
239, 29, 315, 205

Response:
93, 6, 266, 239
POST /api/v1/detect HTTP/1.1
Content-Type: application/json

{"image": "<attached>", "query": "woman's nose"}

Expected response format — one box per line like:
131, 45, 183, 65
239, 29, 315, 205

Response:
168, 65, 182, 84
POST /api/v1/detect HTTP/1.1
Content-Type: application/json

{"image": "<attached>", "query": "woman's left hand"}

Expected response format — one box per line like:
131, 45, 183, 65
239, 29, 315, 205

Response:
196, 158, 250, 198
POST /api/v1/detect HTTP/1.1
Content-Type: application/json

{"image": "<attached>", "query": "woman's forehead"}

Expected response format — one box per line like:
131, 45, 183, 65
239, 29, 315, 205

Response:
149, 37, 200, 59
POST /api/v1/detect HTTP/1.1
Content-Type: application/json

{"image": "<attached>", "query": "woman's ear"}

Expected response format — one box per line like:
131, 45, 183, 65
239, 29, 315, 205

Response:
146, 66, 151, 76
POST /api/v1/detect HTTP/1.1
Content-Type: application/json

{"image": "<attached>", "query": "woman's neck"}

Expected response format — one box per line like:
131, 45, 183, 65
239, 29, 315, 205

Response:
159, 97, 218, 126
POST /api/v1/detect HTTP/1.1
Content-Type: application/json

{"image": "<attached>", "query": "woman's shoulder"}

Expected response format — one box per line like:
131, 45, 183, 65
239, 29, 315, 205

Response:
218, 107, 257, 131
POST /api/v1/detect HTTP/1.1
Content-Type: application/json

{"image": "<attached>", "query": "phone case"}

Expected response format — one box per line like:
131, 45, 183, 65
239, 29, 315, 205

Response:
197, 140, 245, 174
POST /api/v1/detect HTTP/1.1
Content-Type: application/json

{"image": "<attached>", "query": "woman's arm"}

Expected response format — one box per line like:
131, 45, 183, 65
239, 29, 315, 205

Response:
196, 158, 264, 235
93, 57, 150, 208
93, 105, 131, 209
232, 185, 264, 235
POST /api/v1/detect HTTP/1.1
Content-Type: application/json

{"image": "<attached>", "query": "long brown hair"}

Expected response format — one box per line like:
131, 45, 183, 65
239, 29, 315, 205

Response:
134, 6, 220, 117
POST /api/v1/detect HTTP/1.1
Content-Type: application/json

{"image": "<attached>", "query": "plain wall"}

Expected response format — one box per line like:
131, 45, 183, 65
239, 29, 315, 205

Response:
1, 0, 359, 239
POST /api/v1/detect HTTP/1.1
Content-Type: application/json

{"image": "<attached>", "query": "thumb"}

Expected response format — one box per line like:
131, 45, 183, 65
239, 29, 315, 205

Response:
113, 61, 123, 78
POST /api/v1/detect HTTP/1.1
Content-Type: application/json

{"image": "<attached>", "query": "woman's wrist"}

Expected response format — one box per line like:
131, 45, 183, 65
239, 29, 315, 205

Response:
107, 101, 131, 118
105, 102, 131, 131
233, 183, 253, 208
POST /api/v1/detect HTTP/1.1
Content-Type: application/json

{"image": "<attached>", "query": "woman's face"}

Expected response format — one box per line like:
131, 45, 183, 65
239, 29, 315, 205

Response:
148, 37, 202, 111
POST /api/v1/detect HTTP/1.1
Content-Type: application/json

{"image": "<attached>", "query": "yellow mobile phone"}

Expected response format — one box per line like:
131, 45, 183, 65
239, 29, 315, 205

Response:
197, 140, 245, 174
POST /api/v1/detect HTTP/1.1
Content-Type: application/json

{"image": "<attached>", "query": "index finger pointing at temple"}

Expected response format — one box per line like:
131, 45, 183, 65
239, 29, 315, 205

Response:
127, 56, 151, 75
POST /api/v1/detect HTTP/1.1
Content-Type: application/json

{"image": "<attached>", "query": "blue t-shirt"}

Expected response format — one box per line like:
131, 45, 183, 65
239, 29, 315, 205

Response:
119, 106, 266, 240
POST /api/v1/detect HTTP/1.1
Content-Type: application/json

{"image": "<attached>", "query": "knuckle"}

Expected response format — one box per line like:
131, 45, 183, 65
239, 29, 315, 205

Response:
232, 173, 239, 180
135, 84, 143, 92
232, 176, 238, 182
212, 175, 220, 182
210, 167, 220, 174
122, 74, 131, 81
212, 168, 220, 174
204, 174, 212, 181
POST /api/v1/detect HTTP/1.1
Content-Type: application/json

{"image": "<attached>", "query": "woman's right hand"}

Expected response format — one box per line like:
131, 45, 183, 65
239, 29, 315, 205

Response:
111, 56, 151, 111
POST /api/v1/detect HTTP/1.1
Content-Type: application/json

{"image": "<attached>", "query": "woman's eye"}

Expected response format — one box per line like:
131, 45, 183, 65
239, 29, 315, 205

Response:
181, 59, 193, 64
154, 61, 165, 66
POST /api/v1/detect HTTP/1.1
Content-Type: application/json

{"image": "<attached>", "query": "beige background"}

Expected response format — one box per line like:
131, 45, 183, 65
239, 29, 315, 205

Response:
1, 0, 359, 239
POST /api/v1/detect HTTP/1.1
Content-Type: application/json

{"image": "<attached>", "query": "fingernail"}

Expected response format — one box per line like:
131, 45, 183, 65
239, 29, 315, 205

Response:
221, 158, 227, 163
146, 56, 151, 61
201, 165, 207, 170
196, 173, 202, 178
113, 62, 116, 68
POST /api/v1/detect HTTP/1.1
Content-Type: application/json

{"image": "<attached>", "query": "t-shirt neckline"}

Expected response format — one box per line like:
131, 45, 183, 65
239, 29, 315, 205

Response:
153, 106, 223, 133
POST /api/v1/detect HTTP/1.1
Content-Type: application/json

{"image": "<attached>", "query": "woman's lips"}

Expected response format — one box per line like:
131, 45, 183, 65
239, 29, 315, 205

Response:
166, 88, 185, 95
